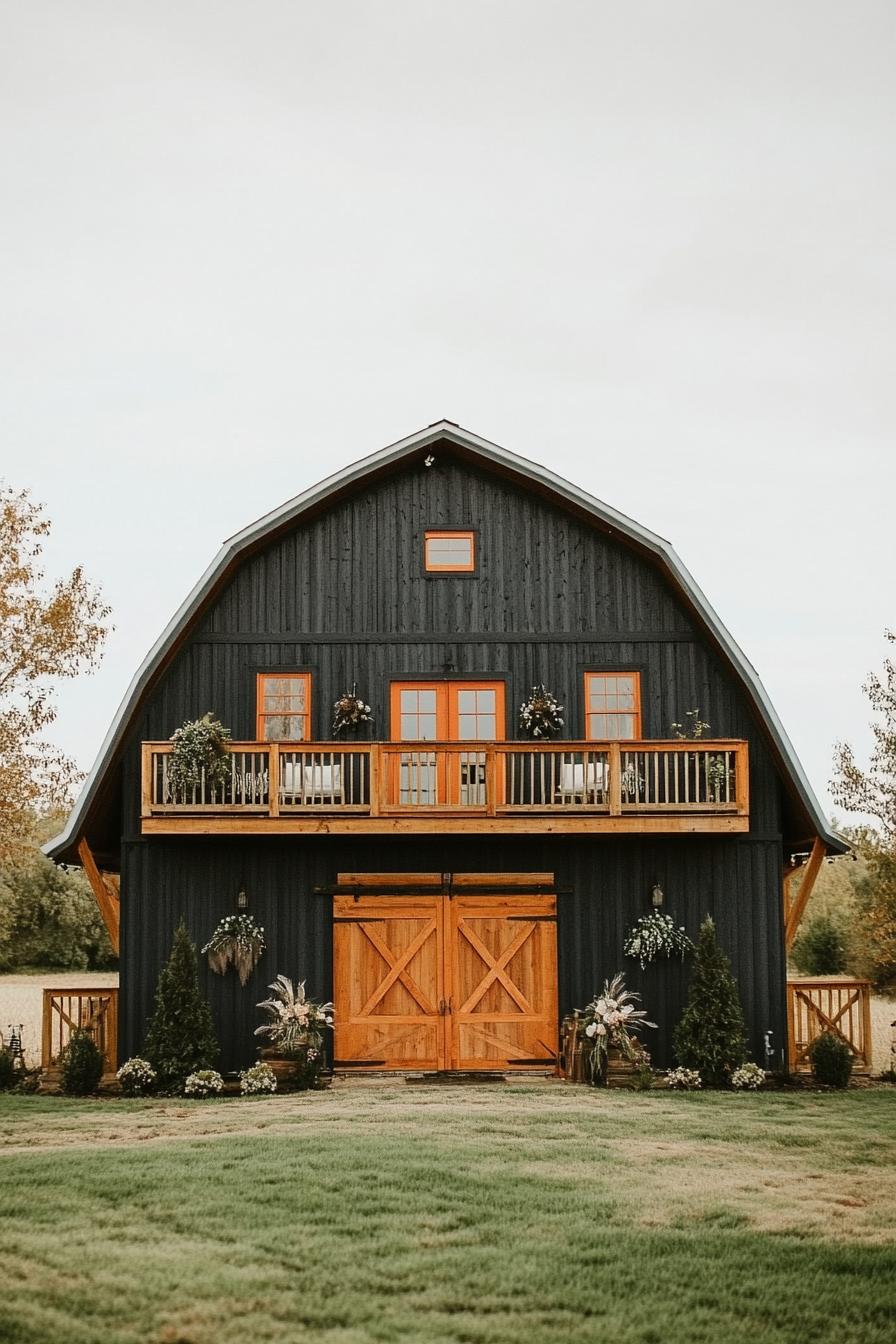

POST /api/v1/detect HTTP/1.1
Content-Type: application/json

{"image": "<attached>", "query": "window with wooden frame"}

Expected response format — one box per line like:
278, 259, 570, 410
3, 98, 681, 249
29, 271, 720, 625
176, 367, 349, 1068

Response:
256, 673, 312, 741
584, 672, 641, 740
424, 530, 475, 572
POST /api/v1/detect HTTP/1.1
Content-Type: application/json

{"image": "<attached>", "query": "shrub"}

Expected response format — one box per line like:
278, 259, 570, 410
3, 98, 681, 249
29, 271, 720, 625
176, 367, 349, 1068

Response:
808, 1032, 853, 1088
116, 1057, 157, 1096
666, 1067, 701, 1090
239, 1062, 277, 1095
673, 916, 747, 1086
184, 1069, 223, 1098
731, 1062, 765, 1090
791, 914, 847, 976
0, 1048, 16, 1091
143, 921, 219, 1091
60, 1030, 103, 1095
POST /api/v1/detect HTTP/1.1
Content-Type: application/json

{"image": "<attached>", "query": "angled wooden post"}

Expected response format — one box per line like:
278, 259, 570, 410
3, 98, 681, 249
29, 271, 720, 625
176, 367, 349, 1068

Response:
78, 836, 120, 955
784, 836, 825, 953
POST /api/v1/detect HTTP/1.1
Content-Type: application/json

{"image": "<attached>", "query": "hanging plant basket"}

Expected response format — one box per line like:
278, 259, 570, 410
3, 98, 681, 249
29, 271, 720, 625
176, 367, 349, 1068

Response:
168, 713, 232, 798
332, 684, 373, 736
519, 684, 564, 739
202, 913, 266, 986
623, 912, 694, 970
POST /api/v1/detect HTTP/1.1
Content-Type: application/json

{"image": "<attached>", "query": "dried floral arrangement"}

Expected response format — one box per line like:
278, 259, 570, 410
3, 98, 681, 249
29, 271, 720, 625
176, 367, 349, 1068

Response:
202, 913, 266, 986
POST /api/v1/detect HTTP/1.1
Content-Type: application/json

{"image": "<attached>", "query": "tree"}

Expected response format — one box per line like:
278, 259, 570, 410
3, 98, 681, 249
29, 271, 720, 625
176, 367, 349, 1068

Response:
0, 484, 111, 857
0, 816, 116, 970
673, 916, 747, 1085
831, 632, 896, 990
143, 922, 219, 1091
791, 913, 847, 976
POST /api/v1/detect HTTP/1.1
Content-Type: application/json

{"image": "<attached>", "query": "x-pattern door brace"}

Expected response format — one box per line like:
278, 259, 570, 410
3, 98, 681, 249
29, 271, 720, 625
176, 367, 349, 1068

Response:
456, 919, 535, 1015
358, 919, 438, 1018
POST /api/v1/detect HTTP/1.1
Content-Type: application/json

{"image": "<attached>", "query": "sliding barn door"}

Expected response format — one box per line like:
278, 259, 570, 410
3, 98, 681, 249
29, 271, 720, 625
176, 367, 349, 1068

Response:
447, 894, 558, 1070
333, 882, 558, 1072
332, 895, 444, 1070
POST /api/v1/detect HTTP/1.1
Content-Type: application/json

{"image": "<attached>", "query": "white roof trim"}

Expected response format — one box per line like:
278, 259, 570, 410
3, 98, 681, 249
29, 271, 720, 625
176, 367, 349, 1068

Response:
44, 420, 841, 859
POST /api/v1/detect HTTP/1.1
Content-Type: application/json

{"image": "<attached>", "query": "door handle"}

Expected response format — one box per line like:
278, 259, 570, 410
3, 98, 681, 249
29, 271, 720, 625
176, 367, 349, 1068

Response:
438, 998, 447, 1016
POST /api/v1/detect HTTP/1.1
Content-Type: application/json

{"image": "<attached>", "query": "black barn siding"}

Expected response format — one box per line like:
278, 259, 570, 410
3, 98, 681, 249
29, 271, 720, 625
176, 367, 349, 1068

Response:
117, 454, 788, 1071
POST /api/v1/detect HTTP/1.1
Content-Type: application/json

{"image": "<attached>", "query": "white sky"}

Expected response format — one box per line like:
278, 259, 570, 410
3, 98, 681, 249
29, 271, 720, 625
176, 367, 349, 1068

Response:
2, 2, 893, 820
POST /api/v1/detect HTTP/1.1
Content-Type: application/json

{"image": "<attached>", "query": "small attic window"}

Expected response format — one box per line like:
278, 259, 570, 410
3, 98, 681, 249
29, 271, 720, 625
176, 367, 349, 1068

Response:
424, 530, 475, 572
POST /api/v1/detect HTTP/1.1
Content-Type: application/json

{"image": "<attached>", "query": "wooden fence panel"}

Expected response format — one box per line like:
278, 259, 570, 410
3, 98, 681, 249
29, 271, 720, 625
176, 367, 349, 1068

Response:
786, 978, 872, 1072
41, 988, 119, 1075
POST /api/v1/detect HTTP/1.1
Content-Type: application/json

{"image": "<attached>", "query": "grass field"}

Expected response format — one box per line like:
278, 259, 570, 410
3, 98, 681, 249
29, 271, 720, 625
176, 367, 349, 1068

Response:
0, 1082, 894, 1344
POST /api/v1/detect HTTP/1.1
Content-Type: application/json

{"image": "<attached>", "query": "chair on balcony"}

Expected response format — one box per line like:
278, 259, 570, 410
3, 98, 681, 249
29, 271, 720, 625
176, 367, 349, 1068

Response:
557, 761, 608, 804
280, 761, 344, 804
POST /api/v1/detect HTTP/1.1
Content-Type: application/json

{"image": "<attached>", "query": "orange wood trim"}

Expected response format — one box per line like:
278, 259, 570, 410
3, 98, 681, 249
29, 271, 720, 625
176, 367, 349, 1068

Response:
368, 742, 382, 816
256, 672, 312, 742
267, 743, 280, 819
144, 814, 750, 836
424, 530, 475, 572
583, 671, 642, 740
77, 837, 120, 955
141, 742, 153, 818
735, 742, 750, 816
784, 836, 825, 952
608, 742, 622, 815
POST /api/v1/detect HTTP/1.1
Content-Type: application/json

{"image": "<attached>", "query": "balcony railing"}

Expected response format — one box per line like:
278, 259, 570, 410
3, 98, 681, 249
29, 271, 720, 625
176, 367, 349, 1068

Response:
142, 739, 749, 821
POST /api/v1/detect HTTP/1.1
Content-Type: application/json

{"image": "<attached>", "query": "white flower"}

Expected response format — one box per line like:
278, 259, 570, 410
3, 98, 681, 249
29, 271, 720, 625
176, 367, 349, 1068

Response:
585, 1023, 597, 1038
596, 1024, 607, 1036
596, 999, 607, 1014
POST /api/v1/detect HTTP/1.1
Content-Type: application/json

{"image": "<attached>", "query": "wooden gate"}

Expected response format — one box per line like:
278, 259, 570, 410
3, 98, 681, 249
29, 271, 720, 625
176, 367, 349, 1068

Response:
42, 988, 119, 1074
333, 876, 558, 1072
786, 978, 872, 1072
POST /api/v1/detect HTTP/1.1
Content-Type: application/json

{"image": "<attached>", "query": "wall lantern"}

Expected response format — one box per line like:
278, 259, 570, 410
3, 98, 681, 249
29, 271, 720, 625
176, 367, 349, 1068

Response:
651, 883, 664, 909
237, 888, 248, 911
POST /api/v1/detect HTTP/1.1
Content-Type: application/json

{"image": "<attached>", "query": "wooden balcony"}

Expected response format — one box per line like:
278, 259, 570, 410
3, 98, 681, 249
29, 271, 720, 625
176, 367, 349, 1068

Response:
141, 739, 749, 836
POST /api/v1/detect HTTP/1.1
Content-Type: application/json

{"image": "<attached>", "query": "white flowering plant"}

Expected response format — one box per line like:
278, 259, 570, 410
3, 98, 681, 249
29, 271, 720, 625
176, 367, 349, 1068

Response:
623, 912, 694, 970
578, 972, 656, 1084
116, 1057, 156, 1096
239, 1062, 277, 1095
666, 1066, 702, 1090
184, 1069, 224, 1098
254, 976, 334, 1055
730, 1062, 765, 1091
519, 684, 564, 739
202, 913, 266, 986
332, 684, 373, 735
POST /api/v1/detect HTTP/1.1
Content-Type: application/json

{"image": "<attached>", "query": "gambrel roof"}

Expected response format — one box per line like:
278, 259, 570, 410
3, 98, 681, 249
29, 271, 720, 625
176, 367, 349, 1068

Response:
45, 420, 845, 864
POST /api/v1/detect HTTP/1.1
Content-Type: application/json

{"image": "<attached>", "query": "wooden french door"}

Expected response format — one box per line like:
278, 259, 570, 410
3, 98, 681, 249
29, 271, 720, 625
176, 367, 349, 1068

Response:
333, 876, 558, 1071
389, 681, 505, 806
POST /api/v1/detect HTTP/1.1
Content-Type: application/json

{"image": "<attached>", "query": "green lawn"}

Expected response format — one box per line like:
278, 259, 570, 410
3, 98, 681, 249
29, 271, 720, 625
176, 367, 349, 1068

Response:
0, 1083, 894, 1344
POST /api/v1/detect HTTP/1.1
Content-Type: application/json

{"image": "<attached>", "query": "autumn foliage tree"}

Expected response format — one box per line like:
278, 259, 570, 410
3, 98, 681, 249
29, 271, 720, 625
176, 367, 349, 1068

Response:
0, 484, 111, 858
832, 630, 896, 989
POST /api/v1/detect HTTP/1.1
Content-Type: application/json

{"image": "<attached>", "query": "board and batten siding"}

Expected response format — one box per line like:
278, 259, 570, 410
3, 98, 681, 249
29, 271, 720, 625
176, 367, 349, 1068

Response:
120, 834, 786, 1073
117, 454, 787, 1071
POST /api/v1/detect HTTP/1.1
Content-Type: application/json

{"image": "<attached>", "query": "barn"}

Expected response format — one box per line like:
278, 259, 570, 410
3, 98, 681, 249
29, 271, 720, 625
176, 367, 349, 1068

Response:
45, 421, 845, 1075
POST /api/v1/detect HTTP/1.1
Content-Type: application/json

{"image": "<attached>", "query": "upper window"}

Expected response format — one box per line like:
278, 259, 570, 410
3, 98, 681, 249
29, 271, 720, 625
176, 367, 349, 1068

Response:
424, 530, 475, 572
256, 673, 311, 741
584, 672, 641, 740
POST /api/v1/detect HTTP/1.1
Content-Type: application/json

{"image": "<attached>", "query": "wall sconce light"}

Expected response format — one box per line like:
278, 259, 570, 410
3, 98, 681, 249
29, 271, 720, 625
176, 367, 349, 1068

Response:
651, 883, 664, 909
237, 888, 248, 911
